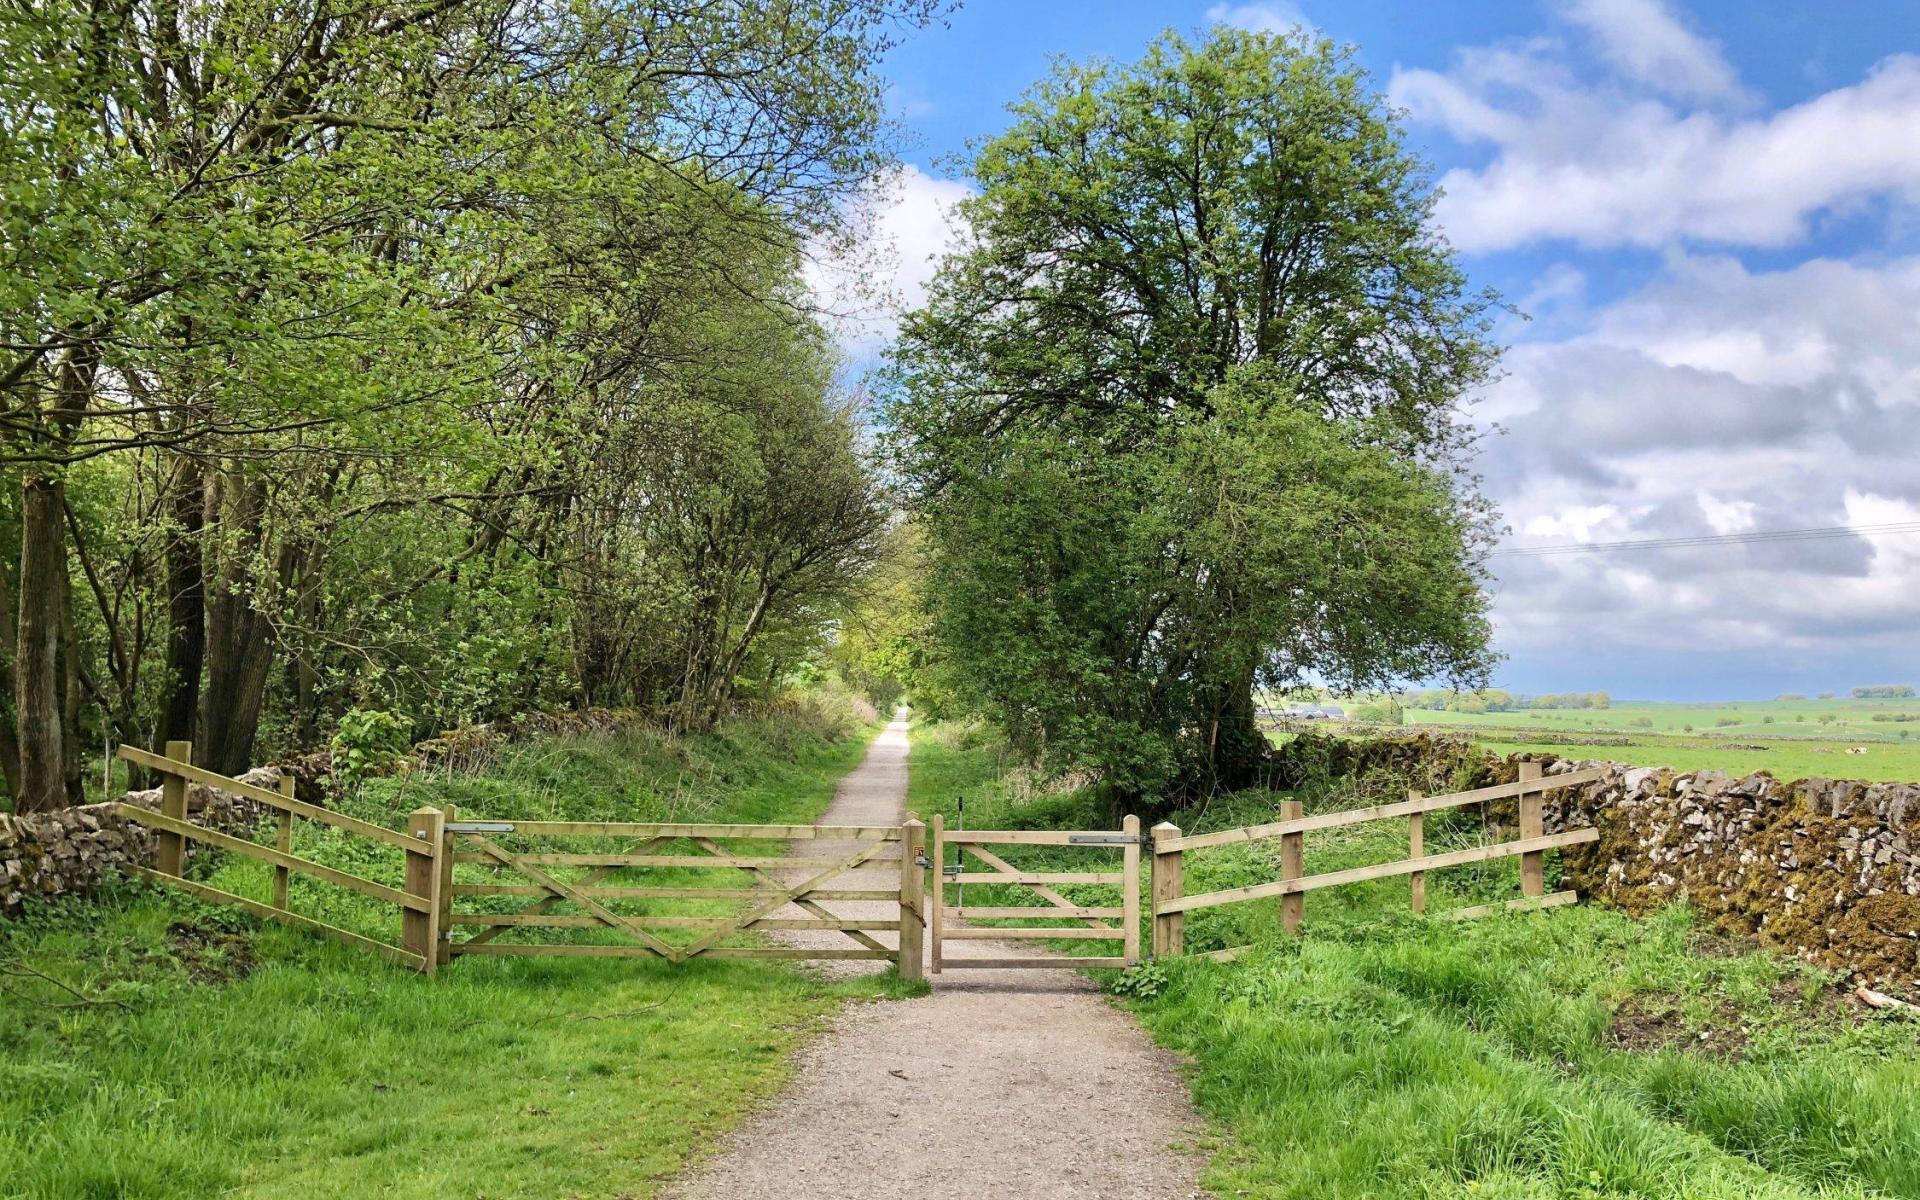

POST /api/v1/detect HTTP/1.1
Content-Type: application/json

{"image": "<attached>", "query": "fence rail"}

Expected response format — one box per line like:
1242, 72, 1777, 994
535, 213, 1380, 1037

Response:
1151, 763, 1599, 956
115, 742, 440, 972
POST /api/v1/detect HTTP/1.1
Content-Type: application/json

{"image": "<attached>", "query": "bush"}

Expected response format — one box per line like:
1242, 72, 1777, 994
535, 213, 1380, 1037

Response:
331, 708, 412, 789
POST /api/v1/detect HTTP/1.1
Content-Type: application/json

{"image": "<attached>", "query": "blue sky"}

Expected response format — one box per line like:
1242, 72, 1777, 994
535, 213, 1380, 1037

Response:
825, 1, 1920, 701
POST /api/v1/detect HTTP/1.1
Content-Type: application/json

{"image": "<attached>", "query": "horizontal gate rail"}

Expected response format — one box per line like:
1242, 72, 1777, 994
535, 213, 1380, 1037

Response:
450, 852, 897, 868
930, 813, 1140, 971
444, 820, 901, 840
451, 884, 898, 901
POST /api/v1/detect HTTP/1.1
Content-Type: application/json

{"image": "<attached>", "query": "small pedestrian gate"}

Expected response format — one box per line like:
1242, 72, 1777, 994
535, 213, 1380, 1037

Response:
928, 814, 1142, 971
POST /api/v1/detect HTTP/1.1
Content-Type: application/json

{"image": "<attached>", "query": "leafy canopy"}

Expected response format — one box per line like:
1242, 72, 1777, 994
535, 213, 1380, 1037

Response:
886, 28, 1502, 799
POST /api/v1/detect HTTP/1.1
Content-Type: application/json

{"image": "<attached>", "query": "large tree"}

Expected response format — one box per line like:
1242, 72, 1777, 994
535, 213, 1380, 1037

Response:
886, 28, 1501, 799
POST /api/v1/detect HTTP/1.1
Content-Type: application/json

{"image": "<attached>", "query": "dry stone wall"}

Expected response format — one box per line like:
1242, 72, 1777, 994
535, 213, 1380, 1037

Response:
1275, 733, 1920, 991
0, 768, 283, 915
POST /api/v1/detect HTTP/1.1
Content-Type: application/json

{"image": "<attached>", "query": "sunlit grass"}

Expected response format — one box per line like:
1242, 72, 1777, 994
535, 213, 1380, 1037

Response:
0, 708, 913, 1200
909, 720, 1920, 1200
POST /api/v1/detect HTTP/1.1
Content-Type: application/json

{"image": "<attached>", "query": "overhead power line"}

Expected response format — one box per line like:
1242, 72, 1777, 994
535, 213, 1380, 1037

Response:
1492, 519, 1920, 559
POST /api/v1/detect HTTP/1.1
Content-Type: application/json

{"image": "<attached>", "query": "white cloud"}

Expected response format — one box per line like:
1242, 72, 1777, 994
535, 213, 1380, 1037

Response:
1392, 32, 1920, 252
1558, 0, 1747, 104
1204, 2, 1308, 35
805, 164, 973, 358
1482, 253, 1920, 681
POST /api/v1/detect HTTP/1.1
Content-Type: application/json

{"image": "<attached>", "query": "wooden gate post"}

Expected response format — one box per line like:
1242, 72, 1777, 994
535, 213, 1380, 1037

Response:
404, 807, 445, 976
1408, 790, 1425, 915
898, 819, 926, 982
435, 804, 457, 968
929, 813, 944, 975
154, 740, 192, 878
1280, 799, 1304, 935
272, 772, 295, 909
1121, 815, 1141, 966
1150, 822, 1183, 959
1518, 761, 1544, 899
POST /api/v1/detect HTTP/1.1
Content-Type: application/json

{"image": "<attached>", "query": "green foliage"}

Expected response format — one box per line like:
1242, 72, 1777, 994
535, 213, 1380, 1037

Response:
329, 709, 411, 789
0, 0, 935, 807
887, 28, 1499, 798
1106, 960, 1172, 1001
1853, 685, 1916, 699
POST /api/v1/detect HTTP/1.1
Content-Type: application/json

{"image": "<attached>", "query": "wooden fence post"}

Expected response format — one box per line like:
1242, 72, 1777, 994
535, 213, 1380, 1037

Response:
929, 813, 944, 975
435, 804, 457, 968
1518, 761, 1544, 899
1150, 821, 1183, 959
1121, 814, 1141, 967
898, 819, 926, 982
154, 740, 192, 878
404, 807, 444, 976
272, 772, 295, 909
1280, 799, 1304, 935
1408, 790, 1425, 915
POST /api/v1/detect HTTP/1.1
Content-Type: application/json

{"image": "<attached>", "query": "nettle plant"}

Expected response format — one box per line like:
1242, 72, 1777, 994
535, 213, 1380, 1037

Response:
330, 709, 413, 792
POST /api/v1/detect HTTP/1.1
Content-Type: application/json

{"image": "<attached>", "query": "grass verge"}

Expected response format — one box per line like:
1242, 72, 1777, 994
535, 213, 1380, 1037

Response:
909, 720, 1920, 1200
1, 698, 913, 1200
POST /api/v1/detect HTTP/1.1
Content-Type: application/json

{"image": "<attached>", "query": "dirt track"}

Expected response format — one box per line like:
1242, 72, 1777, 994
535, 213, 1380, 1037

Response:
661, 714, 1207, 1199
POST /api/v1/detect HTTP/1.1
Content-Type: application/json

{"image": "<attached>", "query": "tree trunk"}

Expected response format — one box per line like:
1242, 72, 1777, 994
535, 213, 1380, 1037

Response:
57, 562, 85, 804
161, 455, 206, 744
1201, 669, 1271, 795
14, 474, 68, 812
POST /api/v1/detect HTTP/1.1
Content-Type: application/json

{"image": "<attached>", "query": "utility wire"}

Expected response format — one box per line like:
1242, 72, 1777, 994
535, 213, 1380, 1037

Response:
1492, 519, 1920, 559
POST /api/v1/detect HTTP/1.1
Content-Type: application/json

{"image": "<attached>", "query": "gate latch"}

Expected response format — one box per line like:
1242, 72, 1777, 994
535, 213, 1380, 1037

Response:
1067, 833, 1151, 846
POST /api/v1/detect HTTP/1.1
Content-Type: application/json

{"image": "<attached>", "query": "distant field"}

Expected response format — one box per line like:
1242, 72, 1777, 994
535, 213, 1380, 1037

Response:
1394, 698, 1920, 784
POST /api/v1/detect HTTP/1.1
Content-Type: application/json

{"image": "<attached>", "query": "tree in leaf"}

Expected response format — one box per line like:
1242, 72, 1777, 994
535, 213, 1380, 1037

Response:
886, 28, 1501, 799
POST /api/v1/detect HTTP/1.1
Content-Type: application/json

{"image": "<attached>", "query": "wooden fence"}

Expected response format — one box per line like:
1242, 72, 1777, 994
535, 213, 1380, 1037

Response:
115, 744, 1600, 978
115, 742, 443, 972
1149, 763, 1605, 958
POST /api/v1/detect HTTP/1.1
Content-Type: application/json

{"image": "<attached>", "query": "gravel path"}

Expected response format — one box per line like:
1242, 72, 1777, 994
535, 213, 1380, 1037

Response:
661, 714, 1208, 1199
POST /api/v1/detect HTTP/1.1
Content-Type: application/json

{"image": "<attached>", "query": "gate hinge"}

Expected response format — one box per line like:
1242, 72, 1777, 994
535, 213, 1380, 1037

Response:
913, 853, 932, 869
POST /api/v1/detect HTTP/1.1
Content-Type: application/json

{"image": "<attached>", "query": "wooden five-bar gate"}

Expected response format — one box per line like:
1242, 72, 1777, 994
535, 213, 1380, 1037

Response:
115, 744, 1599, 978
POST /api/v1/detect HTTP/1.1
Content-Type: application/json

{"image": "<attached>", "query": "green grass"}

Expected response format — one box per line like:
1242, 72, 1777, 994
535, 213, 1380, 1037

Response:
0, 700, 918, 1200
1394, 698, 1920, 783
910, 721, 1920, 1200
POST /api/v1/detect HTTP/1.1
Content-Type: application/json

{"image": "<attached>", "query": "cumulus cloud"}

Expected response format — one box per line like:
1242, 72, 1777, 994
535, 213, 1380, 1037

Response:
1481, 254, 1920, 685
1391, 32, 1920, 251
1558, 0, 1747, 104
805, 164, 973, 359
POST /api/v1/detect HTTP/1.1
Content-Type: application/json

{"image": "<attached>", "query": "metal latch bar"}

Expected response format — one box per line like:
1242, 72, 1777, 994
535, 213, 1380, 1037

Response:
1067, 834, 1151, 846
446, 821, 516, 834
